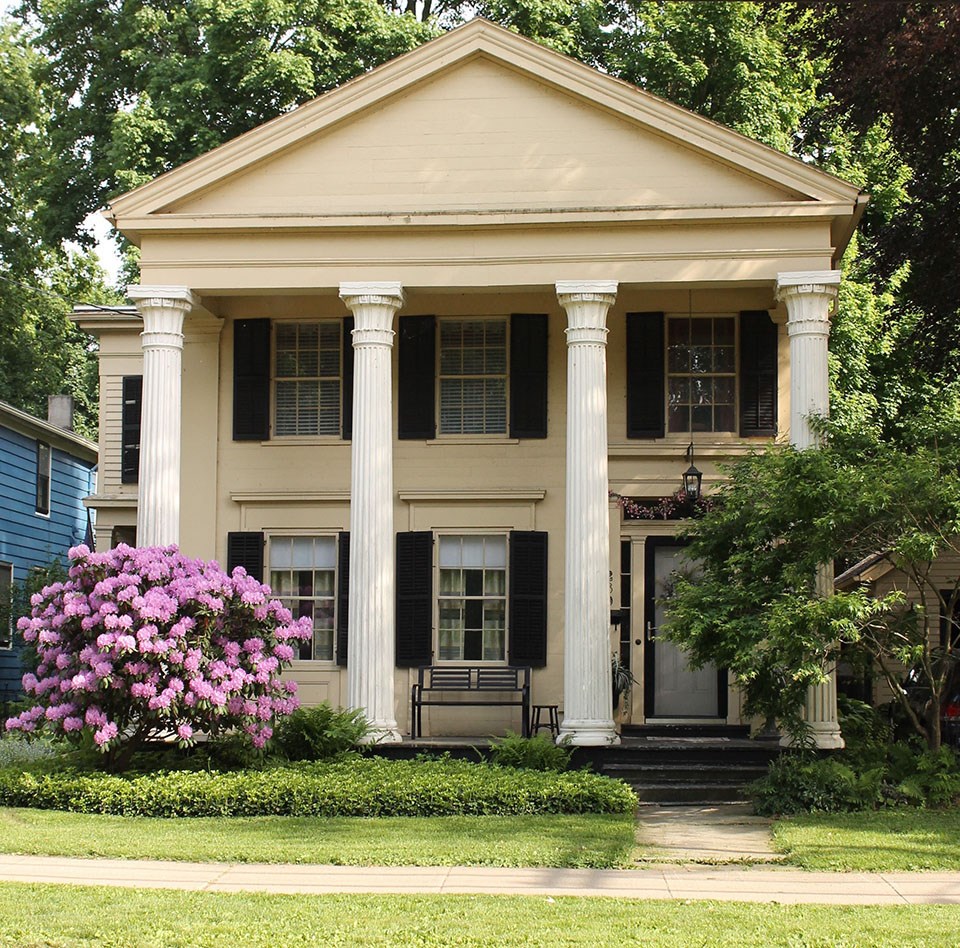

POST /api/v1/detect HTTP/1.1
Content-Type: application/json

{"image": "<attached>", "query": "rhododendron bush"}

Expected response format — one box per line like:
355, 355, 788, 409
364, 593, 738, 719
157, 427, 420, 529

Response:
5, 544, 311, 770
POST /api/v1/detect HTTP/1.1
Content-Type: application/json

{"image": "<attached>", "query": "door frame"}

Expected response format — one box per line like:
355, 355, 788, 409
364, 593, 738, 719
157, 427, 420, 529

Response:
643, 535, 727, 719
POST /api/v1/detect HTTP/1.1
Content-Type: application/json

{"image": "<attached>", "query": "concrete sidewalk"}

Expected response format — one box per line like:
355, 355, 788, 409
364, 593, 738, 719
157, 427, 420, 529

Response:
2, 854, 960, 905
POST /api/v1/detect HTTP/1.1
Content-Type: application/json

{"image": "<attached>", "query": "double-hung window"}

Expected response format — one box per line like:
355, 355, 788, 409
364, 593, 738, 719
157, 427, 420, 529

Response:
35, 442, 51, 515
667, 317, 736, 433
269, 536, 337, 661
437, 535, 507, 662
438, 320, 508, 435
627, 310, 775, 439
274, 322, 342, 437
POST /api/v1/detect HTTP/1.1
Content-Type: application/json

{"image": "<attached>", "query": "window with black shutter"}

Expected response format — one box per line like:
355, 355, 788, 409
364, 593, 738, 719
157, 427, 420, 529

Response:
739, 310, 778, 437
399, 314, 548, 440
120, 375, 142, 484
337, 532, 350, 666
626, 312, 665, 439
227, 531, 264, 582
396, 531, 434, 666
508, 531, 548, 667
398, 316, 437, 439
510, 314, 548, 439
233, 319, 271, 441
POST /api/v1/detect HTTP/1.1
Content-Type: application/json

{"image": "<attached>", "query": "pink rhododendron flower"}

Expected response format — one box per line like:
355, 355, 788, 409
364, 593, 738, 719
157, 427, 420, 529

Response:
5, 544, 302, 764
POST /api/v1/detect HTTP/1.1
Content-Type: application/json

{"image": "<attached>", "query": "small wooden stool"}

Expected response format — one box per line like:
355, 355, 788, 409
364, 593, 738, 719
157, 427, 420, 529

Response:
530, 704, 560, 738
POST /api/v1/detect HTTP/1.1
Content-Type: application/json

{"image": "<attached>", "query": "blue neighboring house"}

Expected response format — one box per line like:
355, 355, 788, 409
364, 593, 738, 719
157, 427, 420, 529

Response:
0, 399, 97, 701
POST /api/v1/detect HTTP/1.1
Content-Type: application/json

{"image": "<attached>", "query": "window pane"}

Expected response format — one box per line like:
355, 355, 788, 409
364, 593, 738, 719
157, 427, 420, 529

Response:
461, 536, 485, 568
439, 536, 461, 568
714, 404, 736, 431
668, 346, 689, 373
668, 406, 689, 433
668, 319, 689, 346
465, 569, 483, 597
690, 319, 712, 346
714, 346, 735, 372
484, 536, 507, 568
439, 569, 462, 595
714, 317, 735, 345
438, 319, 508, 435
484, 570, 506, 595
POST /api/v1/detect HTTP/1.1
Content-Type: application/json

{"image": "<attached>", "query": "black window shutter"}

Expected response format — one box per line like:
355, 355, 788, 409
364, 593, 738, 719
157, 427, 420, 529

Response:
508, 531, 548, 667
398, 316, 436, 440
739, 310, 778, 437
120, 375, 142, 484
227, 532, 264, 582
626, 312, 665, 439
341, 317, 354, 441
396, 531, 433, 667
509, 314, 548, 439
233, 319, 271, 441
337, 531, 350, 666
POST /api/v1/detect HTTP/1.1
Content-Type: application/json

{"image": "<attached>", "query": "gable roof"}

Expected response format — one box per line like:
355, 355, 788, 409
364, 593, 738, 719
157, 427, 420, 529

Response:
105, 18, 864, 257
0, 400, 97, 463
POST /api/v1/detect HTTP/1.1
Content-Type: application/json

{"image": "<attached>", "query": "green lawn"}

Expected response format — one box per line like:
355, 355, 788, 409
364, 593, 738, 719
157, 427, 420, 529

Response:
774, 809, 960, 871
0, 884, 957, 947
0, 807, 638, 868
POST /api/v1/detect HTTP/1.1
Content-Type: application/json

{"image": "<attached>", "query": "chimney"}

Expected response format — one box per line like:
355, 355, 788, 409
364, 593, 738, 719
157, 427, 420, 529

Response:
47, 395, 75, 432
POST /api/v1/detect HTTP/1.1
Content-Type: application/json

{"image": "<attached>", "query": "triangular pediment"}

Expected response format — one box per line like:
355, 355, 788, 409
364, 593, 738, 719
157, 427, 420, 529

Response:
164, 56, 798, 218
107, 19, 862, 233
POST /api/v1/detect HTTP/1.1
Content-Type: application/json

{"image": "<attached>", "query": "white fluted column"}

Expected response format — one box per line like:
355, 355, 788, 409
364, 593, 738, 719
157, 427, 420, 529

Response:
339, 281, 404, 744
128, 285, 195, 548
556, 280, 620, 746
777, 270, 844, 750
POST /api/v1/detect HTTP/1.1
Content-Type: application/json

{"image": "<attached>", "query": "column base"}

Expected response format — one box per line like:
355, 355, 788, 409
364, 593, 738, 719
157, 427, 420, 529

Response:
358, 725, 403, 745
779, 722, 844, 750
557, 720, 620, 746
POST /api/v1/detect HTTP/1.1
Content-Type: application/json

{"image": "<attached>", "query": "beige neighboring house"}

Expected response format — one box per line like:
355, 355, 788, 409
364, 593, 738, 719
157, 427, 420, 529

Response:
74, 19, 865, 747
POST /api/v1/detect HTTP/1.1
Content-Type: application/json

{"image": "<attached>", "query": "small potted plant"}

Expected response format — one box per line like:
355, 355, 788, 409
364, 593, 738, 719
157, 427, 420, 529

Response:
612, 653, 638, 712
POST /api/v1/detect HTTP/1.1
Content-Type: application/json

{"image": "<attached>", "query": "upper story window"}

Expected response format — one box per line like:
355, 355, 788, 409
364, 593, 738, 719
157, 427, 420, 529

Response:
269, 535, 337, 661
667, 317, 736, 433
35, 442, 51, 515
626, 310, 776, 440
437, 534, 507, 662
0, 562, 12, 649
274, 322, 342, 437
438, 319, 508, 435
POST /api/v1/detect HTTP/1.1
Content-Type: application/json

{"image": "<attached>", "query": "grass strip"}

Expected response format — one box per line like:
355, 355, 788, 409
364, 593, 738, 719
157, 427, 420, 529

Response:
774, 809, 960, 871
1, 884, 959, 947
0, 808, 638, 868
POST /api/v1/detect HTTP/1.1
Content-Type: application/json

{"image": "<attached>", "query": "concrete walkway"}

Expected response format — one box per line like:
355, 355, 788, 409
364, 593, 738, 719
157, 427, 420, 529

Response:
2, 854, 960, 905
635, 804, 780, 863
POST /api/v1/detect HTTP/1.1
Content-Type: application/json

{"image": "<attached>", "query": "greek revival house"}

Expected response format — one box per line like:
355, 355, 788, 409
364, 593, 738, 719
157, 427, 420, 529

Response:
75, 20, 865, 747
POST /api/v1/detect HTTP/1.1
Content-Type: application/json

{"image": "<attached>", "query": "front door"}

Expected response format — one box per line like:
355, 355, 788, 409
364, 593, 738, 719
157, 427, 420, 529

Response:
644, 539, 725, 719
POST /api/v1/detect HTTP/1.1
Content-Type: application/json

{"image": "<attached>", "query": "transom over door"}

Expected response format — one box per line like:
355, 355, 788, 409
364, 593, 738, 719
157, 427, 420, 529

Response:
644, 540, 725, 719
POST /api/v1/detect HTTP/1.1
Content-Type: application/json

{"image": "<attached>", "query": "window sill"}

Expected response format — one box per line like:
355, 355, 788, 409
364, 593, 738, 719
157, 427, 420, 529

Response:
608, 437, 775, 459
260, 437, 350, 447
424, 437, 520, 446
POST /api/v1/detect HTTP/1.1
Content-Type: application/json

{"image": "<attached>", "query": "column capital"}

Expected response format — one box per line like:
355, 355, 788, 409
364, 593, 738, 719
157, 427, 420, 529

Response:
128, 285, 195, 351
556, 280, 618, 306
339, 281, 404, 311
127, 284, 196, 313
340, 282, 404, 346
556, 281, 617, 345
776, 271, 840, 339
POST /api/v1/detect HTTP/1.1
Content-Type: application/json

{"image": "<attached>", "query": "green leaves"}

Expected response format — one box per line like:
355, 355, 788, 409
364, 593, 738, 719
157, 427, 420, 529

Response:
664, 429, 960, 748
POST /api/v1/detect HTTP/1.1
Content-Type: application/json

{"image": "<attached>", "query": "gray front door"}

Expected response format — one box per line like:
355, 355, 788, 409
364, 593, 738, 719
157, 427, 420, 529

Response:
644, 540, 722, 718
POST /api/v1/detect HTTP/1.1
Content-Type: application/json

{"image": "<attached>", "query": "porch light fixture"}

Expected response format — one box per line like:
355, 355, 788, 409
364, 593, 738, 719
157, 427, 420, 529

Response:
683, 442, 703, 499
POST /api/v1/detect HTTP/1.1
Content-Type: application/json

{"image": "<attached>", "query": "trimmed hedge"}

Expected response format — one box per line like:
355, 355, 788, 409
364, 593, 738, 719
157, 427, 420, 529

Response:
0, 756, 637, 818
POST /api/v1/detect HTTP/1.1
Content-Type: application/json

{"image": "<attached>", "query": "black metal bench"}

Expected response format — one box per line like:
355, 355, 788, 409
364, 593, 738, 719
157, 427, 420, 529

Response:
410, 665, 531, 739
